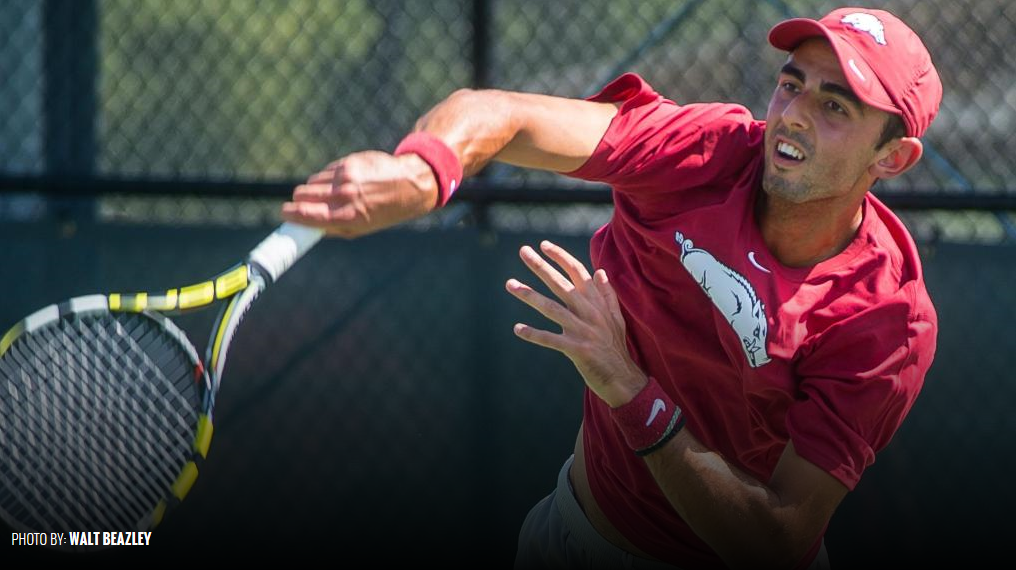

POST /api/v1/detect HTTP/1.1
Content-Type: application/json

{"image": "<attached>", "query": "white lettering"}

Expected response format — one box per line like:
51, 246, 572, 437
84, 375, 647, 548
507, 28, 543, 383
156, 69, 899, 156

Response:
12, 532, 51, 545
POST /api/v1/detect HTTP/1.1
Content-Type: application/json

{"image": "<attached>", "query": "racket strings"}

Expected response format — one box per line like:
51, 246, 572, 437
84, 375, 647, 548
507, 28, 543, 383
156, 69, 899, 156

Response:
2, 321, 152, 531
4, 316, 190, 531
2, 340, 101, 528
46, 318, 185, 527
2, 339, 120, 531
0, 312, 202, 533
63, 315, 198, 527
7, 321, 159, 531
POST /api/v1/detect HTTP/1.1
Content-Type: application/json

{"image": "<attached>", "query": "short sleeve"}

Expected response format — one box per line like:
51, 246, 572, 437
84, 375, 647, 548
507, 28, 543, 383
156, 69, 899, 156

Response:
564, 73, 764, 194
786, 283, 938, 489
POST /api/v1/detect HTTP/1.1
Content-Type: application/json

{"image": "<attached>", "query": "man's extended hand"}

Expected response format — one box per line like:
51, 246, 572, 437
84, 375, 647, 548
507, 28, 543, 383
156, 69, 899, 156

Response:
505, 240, 647, 407
281, 150, 438, 238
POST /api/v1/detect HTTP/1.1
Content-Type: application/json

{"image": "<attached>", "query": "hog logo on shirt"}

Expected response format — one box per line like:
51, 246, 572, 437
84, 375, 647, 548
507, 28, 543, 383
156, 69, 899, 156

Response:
675, 231, 771, 368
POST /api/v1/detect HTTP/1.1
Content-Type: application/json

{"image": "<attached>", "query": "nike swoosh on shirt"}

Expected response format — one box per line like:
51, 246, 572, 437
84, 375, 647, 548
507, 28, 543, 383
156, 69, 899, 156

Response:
748, 251, 771, 274
646, 398, 666, 426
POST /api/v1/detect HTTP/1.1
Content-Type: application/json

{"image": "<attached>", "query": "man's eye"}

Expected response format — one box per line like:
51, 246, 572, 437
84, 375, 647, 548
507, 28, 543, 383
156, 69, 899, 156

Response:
781, 82, 799, 92
825, 100, 847, 115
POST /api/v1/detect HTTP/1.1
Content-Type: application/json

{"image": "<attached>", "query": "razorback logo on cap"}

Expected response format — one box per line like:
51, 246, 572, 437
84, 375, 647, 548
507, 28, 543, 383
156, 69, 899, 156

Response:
840, 12, 887, 45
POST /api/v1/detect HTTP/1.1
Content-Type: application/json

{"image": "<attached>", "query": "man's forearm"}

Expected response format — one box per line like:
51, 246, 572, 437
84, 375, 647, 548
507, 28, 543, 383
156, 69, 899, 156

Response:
411, 89, 617, 176
410, 88, 522, 177
643, 432, 839, 569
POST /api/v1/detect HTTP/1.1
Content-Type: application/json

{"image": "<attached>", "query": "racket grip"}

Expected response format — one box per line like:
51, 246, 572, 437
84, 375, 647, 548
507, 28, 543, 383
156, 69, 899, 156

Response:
249, 223, 325, 282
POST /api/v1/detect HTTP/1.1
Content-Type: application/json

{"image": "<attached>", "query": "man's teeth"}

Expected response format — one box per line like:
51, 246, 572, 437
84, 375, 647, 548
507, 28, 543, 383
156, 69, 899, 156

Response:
777, 142, 804, 160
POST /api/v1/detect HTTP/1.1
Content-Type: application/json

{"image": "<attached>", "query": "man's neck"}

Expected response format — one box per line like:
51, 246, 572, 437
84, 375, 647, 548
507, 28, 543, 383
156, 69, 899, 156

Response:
756, 190, 866, 268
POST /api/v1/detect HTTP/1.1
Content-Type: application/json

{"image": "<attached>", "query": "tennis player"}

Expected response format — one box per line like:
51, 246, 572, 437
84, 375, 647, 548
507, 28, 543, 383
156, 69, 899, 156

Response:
283, 7, 941, 569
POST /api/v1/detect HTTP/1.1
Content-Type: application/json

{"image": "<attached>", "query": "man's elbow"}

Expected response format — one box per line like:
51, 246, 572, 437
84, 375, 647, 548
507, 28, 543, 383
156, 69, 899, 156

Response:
415, 87, 512, 131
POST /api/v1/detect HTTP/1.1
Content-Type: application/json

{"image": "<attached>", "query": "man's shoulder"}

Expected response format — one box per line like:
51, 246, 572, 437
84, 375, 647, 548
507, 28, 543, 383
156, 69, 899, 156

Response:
675, 102, 762, 135
865, 192, 930, 291
569, 74, 766, 190
802, 195, 936, 335
591, 73, 763, 133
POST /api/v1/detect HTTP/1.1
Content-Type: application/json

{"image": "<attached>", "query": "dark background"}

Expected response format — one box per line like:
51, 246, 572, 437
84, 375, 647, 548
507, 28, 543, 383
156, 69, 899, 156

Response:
2, 1, 1014, 567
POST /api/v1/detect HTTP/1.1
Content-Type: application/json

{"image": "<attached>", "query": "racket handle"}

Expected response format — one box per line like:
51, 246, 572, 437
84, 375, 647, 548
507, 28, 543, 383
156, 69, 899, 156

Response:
248, 223, 325, 282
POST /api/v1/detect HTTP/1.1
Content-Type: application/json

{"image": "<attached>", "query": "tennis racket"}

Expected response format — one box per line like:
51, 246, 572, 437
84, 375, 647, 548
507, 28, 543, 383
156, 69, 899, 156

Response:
0, 222, 324, 543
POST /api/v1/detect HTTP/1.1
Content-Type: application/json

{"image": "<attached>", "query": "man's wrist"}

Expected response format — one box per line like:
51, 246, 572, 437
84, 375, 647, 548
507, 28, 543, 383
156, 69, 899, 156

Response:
608, 376, 686, 456
393, 131, 463, 209
397, 154, 440, 206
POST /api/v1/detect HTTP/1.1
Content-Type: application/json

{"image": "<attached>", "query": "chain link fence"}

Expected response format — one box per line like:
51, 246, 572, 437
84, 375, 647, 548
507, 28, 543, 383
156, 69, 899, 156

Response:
2, 0, 1014, 238
1, 1, 1014, 567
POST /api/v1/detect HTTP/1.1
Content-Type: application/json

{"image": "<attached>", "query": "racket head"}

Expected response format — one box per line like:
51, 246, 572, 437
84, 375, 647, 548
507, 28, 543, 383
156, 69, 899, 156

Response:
0, 295, 212, 547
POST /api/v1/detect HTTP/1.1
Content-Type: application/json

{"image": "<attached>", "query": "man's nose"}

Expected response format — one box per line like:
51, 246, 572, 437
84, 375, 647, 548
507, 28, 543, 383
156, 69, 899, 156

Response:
781, 93, 811, 131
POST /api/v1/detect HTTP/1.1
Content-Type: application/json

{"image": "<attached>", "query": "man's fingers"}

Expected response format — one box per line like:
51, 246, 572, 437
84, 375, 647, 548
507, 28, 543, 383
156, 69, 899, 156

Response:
281, 200, 333, 222
291, 182, 335, 201
540, 240, 592, 283
594, 269, 621, 309
519, 245, 578, 300
512, 322, 575, 354
594, 269, 626, 324
281, 201, 357, 224
306, 170, 336, 184
506, 278, 576, 328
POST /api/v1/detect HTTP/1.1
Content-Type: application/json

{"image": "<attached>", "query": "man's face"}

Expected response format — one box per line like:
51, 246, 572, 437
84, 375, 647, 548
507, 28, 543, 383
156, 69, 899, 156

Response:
763, 38, 895, 203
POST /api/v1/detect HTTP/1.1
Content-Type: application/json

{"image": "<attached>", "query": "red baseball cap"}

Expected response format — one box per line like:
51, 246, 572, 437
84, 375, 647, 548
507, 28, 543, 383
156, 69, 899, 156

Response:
768, 7, 942, 137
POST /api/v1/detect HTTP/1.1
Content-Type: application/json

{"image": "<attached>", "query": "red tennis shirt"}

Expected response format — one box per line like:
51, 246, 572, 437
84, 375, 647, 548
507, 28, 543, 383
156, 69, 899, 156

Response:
565, 73, 938, 568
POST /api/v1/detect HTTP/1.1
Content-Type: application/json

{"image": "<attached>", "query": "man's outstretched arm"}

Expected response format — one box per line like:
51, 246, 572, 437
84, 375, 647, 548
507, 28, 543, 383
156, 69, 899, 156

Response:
281, 88, 617, 237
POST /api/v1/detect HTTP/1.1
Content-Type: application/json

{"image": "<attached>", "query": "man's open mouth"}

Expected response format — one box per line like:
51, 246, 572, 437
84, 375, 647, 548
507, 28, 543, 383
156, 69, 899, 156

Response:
776, 141, 805, 162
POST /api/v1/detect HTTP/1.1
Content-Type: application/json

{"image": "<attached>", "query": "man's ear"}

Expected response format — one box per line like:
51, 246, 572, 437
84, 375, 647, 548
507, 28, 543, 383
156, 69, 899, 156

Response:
871, 137, 923, 180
